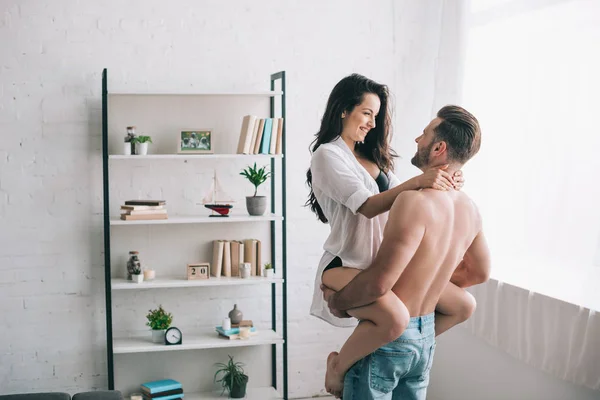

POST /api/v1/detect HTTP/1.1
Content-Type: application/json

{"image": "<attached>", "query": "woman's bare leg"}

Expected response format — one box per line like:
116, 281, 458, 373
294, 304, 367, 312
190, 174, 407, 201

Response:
435, 281, 477, 336
322, 267, 410, 398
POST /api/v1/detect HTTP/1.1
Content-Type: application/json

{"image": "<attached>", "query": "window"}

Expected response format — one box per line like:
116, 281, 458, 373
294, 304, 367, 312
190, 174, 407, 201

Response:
461, 0, 600, 309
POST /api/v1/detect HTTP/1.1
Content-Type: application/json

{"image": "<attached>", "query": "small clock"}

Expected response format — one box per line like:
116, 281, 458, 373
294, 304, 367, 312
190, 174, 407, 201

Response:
165, 326, 182, 345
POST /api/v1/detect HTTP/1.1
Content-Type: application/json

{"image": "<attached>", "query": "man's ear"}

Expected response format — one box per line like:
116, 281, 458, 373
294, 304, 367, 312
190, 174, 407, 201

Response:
433, 141, 447, 156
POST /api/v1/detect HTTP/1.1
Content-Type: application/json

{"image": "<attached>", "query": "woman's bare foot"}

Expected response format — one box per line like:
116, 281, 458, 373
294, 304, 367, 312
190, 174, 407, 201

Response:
325, 352, 344, 398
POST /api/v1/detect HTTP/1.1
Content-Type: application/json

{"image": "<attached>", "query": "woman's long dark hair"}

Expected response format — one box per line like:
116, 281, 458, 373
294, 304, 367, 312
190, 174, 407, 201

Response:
306, 74, 396, 223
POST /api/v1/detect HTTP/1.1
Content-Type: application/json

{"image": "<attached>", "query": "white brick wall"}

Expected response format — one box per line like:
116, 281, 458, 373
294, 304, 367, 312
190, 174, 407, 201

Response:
0, 0, 449, 397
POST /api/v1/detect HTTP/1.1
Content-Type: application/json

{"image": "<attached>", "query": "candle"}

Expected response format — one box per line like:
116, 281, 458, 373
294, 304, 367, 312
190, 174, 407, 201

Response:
222, 317, 231, 331
143, 269, 155, 281
130, 394, 142, 400
239, 327, 251, 340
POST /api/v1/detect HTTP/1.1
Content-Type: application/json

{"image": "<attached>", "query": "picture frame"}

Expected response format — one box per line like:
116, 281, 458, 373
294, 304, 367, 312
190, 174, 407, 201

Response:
187, 263, 210, 280
178, 130, 213, 154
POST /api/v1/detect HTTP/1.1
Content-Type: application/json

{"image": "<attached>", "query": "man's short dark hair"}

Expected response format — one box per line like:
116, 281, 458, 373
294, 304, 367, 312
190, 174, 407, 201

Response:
435, 105, 481, 164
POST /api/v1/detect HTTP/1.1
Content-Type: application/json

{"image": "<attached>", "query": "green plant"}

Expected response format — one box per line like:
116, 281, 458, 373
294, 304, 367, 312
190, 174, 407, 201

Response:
131, 263, 142, 275
145, 305, 173, 330
133, 135, 153, 144
214, 355, 248, 396
264, 262, 273, 270
240, 163, 270, 197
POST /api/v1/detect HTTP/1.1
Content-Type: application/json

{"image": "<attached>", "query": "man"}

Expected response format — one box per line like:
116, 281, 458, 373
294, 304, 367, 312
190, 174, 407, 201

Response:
323, 105, 491, 399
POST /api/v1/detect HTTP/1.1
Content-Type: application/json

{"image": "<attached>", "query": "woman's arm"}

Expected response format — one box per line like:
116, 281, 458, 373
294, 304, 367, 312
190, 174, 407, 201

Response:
357, 167, 456, 219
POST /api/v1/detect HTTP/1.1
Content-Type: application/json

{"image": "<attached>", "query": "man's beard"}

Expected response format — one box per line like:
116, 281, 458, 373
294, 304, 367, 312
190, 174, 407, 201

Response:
411, 142, 434, 169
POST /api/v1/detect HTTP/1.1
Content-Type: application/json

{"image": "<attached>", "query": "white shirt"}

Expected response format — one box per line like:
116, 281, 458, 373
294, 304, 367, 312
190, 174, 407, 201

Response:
309, 136, 401, 327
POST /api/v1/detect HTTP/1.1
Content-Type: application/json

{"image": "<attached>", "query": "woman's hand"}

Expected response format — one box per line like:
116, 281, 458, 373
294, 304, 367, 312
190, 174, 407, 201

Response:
417, 165, 454, 191
453, 170, 465, 191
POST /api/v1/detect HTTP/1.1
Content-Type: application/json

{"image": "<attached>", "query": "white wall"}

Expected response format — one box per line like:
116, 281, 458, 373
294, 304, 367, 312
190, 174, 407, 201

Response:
2, 0, 596, 399
0, 0, 401, 396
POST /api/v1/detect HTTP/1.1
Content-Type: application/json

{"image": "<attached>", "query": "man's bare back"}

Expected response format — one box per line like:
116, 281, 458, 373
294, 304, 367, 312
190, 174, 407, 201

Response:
387, 188, 481, 316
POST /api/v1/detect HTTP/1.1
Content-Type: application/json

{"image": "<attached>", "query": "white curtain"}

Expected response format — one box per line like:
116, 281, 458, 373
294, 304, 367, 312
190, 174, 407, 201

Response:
439, 0, 600, 391
466, 280, 600, 391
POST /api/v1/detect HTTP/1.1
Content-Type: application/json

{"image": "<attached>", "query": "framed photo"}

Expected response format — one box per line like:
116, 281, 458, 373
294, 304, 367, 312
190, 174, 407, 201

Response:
187, 263, 210, 280
178, 130, 213, 154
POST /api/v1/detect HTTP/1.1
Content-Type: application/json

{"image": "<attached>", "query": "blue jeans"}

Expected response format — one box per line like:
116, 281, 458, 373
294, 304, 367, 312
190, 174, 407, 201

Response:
343, 313, 436, 400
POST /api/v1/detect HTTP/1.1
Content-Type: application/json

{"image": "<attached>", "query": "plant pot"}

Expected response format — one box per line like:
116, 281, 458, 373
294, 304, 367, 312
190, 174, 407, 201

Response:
132, 274, 143, 283
151, 329, 165, 344
263, 269, 274, 278
246, 196, 266, 216
136, 142, 148, 155
229, 376, 248, 399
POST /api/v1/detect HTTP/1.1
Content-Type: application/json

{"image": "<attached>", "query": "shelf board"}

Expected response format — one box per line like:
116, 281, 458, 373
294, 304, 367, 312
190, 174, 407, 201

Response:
108, 91, 283, 97
184, 387, 281, 400
112, 276, 283, 290
113, 330, 284, 354
109, 154, 283, 160
110, 214, 283, 226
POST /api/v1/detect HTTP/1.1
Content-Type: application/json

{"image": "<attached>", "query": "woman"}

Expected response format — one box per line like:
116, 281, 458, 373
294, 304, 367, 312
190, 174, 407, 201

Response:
307, 74, 476, 397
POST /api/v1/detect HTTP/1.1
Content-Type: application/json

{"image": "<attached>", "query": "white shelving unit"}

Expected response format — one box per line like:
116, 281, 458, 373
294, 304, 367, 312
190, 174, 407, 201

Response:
113, 330, 284, 354
101, 70, 288, 399
109, 154, 283, 160
110, 214, 283, 226
185, 387, 281, 400
112, 276, 284, 290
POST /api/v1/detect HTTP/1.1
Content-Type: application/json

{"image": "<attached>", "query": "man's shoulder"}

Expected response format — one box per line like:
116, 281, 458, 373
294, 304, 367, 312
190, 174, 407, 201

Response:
390, 190, 429, 217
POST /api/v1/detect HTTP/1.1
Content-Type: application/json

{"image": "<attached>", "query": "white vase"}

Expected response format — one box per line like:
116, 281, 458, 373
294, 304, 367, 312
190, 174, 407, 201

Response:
132, 274, 143, 283
136, 142, 148, 155
263, 269, 274, 278
151, 329, 165, 344
123, 142, 132, 155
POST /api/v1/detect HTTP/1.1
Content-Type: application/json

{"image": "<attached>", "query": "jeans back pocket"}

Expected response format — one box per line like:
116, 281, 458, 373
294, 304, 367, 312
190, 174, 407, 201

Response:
369, 347, 416, 394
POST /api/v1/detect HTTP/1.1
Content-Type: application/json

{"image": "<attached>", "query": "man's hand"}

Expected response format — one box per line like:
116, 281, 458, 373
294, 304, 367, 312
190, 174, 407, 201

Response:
321, 284, 350, 319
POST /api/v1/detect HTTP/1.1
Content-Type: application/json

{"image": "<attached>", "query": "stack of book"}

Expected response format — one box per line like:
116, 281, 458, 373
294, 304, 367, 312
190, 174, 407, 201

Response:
210, 238, 262, 277
140, 378, 183, 400
216, 320, 256, 340
236, 114, 284, 155
120, 200, 168, 221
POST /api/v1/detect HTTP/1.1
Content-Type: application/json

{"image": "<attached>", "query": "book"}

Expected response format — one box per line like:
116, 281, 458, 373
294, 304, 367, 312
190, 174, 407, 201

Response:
120, 213, 168, 221
269, 117, 279, 154
252, 119, 265, 154
222, 240, 231, 277
236, 115, 257, 154
259, 118, 273, 154
142, 394, 184, 400
141, 379, 182, 394
243, 239, 257, 276
141, 388, 183, 398
121, 205, 165, 211
211, 240, 224, 277
275, 117, 284, 154
124, 200, 166, 206
248, 118, 261, 155
230, 240, 242, 277
120, 209, 168, 216
216, 326, 256, 336
232, 319, 253, 328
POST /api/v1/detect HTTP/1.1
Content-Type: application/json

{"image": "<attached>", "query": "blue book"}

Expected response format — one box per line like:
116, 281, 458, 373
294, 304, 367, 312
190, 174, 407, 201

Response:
260, 118, 273, 154
216, 326, 257, 336
141, 379, 182, 394
143, 394, 184, 400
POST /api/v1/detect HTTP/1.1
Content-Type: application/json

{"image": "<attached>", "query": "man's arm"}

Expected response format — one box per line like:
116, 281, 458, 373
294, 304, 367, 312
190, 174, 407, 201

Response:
329, 191, 427, 311
450, 230, 491, 288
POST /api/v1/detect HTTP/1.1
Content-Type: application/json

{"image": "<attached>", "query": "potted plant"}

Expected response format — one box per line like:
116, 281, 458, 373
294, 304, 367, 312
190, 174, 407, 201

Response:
240, 163, 270, 216
131, 263, 143, 283
262, 262, 274, 278
124, 126, 137, 155
146, 305, 173, 344
133, 135, 153, 155
214, 355, 249, 399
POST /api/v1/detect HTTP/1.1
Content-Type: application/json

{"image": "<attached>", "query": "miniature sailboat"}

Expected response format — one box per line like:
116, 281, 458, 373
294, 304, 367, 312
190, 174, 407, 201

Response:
200, 170, 235, 217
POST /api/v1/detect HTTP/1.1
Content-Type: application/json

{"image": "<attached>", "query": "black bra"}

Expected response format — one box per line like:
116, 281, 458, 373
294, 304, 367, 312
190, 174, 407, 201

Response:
375, 170, 390, 193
